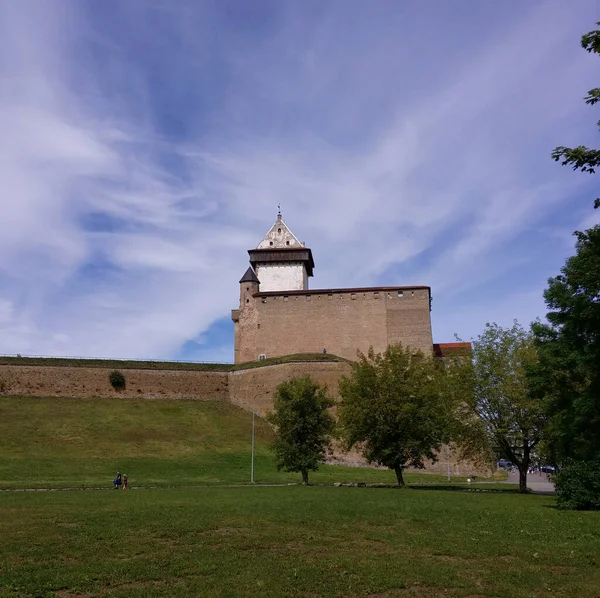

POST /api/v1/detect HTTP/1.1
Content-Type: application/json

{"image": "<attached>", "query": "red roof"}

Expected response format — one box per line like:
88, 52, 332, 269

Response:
433, 342, 472, 358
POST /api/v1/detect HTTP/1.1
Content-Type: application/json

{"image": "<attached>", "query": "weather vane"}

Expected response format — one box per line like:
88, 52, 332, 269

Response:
277, 203, 281, 216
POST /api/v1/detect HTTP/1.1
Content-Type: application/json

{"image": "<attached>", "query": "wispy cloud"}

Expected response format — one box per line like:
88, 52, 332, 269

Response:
0, 0, 598, 359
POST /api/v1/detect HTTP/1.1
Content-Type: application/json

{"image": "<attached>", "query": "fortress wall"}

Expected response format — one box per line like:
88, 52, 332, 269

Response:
228, 360, 352, 415
0, 365, 229, 400
237, 287, 433, 363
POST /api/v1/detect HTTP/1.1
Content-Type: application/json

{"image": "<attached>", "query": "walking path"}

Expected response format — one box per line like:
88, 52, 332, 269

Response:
506, 469, 555, 494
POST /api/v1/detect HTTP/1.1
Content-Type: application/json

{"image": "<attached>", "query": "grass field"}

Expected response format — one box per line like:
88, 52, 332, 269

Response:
1, 486, 599, 597
6, 395, 584, 597
0, 396, 478, 489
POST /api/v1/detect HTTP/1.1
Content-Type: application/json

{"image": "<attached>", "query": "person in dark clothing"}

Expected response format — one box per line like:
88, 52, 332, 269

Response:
113, 472, 122, 489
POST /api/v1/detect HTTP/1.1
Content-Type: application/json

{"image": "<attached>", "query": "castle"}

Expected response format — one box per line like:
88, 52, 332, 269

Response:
232, 213, 462, 363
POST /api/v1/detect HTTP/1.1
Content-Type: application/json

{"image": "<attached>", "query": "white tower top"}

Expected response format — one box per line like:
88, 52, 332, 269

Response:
257, 213, 305, 249
248, 211, 314, 292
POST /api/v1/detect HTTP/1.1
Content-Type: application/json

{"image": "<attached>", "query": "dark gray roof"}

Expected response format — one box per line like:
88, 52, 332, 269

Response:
239, 267, 260, 284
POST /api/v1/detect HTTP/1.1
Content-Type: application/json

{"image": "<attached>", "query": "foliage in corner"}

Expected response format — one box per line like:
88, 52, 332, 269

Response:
532, 225, 600, 466
109, 370, 126, 391
554, 459, 600, 511
338, 344, 458, 487
266, 376, 335, 485
551, 21, 600, 208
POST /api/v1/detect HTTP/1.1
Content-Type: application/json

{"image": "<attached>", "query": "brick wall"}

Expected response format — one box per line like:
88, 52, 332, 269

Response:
235, 286, 433, 363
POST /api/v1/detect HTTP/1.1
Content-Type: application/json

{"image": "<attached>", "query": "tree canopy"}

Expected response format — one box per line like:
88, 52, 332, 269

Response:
551, 21, 600, 208
532, 225, 600, 464
266, 376, 335, 485
338, 345, 455, 487
458, 322, 544, 493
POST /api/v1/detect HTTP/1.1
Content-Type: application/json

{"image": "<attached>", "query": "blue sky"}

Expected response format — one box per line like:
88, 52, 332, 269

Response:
0, 0, 598, 363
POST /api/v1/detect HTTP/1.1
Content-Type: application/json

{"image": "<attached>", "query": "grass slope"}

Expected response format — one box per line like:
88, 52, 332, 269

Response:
0, 396, 473, 489
1, 486, 599, 597
0, 352, 344, 372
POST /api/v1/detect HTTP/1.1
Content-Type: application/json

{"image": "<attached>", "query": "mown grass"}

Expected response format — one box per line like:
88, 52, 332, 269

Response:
1, 486, 599, 597
0, 396, 475, 489
0, 352, 344, 372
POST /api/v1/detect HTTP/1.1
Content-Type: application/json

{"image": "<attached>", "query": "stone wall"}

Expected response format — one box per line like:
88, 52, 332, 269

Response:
229, 360, 352, 415
0, 365, 229, 400
235, 286, 433, 363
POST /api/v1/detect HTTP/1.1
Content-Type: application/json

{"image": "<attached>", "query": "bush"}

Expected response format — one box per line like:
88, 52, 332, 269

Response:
109, 370, 126, 391
554, 459, 600, 510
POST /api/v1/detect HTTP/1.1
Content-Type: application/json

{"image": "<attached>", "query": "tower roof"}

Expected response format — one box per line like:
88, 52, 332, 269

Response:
257, 213, 305, 250
239, 266, 259, 284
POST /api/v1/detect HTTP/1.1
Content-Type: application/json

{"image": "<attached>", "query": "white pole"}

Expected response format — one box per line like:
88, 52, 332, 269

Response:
251, 411, 255, 484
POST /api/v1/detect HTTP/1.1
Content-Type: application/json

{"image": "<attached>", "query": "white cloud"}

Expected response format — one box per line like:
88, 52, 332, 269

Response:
0, 0, 598, 358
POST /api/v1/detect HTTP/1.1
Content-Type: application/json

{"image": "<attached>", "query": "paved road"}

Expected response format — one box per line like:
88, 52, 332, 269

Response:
506, 469, 555, 494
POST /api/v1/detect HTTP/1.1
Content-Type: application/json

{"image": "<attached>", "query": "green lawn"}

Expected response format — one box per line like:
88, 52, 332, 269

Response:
1, 486, 599, 597
0, 396, 479, 489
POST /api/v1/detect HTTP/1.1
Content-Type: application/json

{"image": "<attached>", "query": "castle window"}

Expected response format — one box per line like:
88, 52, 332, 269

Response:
306, 295, 311, 301
398, 290, 404, 298
286, 241, 290, 246
269, 241, 273, 246
257, 323, 260, 329
328, 293, 333, 299
351, 293, 356, 300
277, 228, 281, 233
283, 296, 288, 301
374, 292, 380, 299
246, 299, 249, 303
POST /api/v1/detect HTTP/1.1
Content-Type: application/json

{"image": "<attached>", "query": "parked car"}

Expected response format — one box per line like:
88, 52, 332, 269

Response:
540, 465, 555, 474
497, 460, 513, 470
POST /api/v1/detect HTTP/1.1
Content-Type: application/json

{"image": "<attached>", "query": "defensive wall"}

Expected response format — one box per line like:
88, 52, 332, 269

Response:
233, 285, 433, 363
0, 356, 350, 407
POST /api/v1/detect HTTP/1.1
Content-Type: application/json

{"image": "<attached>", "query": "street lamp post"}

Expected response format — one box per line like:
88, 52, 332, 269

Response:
251, 411, 255, 484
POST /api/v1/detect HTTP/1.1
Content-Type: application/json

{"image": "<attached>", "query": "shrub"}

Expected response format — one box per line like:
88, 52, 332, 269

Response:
554, 459, 600, 510
109, 370, 126, 391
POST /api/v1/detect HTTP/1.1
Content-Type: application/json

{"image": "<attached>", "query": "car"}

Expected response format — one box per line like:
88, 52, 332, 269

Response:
540, 465, 556, 474
497, 460, 513, 470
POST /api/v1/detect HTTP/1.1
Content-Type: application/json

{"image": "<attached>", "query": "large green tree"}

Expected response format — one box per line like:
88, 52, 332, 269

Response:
552, 21, 600, 208
267, 376, 335, 485
459, 322, 544, 493
532, 226, 600, 464
338, 345, 454, 487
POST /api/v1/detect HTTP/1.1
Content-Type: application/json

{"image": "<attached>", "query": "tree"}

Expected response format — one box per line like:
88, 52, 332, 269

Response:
266, 376, 335, 485
532, 225, 600, 464
338, 344, 454, 487
551, 21, 600, 208
459, 322, 544, 493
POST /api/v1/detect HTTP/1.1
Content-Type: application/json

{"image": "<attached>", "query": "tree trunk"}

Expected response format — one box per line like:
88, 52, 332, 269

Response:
394, 466, 405, 487
518, 444, 530, 494
301, 469, 309, 485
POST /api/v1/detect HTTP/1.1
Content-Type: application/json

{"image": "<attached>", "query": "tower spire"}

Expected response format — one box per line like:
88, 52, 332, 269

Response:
277, 203, 281, 220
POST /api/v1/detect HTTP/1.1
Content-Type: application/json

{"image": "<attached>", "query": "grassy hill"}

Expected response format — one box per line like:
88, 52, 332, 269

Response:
0, 352, 345, 371
0, 396, 472, 489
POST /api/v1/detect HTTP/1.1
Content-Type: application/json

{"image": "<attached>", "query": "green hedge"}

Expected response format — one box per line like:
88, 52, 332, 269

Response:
554, 459, 600, 511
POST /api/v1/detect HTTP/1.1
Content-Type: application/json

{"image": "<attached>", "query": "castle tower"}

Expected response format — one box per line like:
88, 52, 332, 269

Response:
248, 212, 314, 292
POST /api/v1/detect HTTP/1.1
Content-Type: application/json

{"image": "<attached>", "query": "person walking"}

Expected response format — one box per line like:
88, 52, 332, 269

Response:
122, 474, 128, 490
